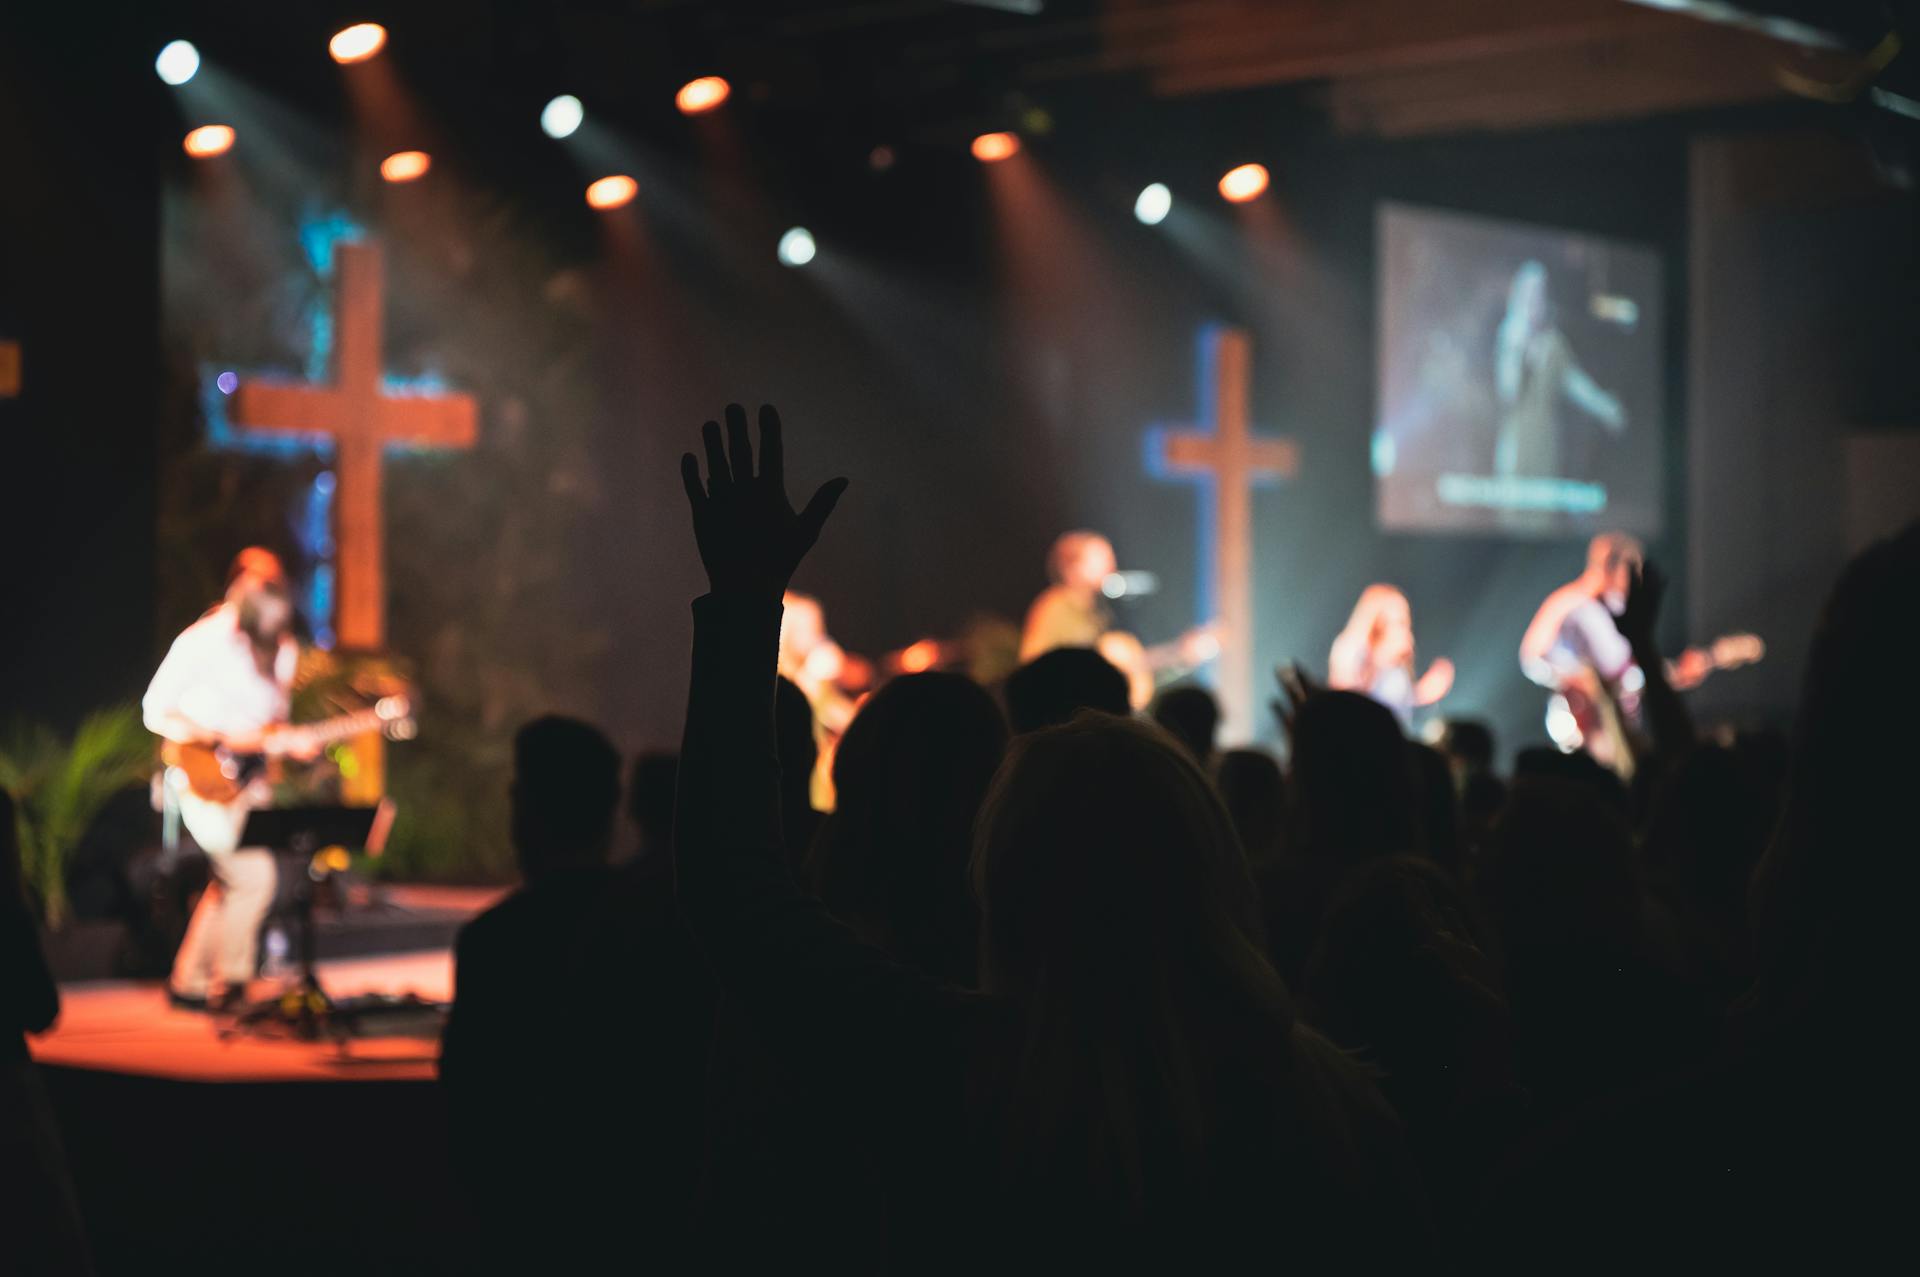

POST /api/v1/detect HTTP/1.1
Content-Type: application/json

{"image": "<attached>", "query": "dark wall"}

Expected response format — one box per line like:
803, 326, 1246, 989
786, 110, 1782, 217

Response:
1687, 128, 1920, 727
0, 11, 160, 726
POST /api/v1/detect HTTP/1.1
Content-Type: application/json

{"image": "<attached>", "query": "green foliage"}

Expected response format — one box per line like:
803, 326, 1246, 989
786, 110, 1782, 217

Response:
0, 705, 154, 927
157, 186, 613, 884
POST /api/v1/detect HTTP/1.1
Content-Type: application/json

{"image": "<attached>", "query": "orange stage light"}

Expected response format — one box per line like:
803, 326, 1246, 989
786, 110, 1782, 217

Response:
183, 124, 235, 158
585, 175, 638, 210
898, 640, 940, 674
329, 23, 387, 65
971, 131, 1020, 163
380, 151, 431, 183
675, 76, 731, 115
1218, 163, 1270, 203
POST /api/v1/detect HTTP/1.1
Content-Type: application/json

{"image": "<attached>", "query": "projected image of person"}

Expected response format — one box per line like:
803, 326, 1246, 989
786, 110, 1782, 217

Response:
1328, 584, 1453, 731
1493, 260, 1627, 493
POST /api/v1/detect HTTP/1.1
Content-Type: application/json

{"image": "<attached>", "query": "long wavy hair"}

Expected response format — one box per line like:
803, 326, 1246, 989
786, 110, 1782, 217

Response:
969, 713, 1293, 1203
1330, 584, 1413, 689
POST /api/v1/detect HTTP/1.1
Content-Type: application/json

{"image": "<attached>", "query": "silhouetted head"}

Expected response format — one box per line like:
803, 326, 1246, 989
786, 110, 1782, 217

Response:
1479, 777, 1639, 956
1287, 691, 1420, 864
511, 716, 620, 880
625, 750, 679, 859
1513, 746, 1627, 813
811, 672, 1006, 984
1150, 685, 1221, 766
1439, 719, 1496, 779
1005, 647, 1131, 734
1751, 521, 1920, 1015
969, 714, 1289, 1193
1047, 530, 1117, 593
1215, 747, 1286, 861
972, 714, 1271, 1002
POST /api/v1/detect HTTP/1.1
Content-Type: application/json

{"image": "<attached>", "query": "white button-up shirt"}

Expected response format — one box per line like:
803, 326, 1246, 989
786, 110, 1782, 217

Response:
143, 604, 297, 743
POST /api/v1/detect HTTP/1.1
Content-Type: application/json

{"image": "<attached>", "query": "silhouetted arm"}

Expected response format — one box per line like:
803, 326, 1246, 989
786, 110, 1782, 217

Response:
1614, 561, 1694, 765
674, 406, 960, 1095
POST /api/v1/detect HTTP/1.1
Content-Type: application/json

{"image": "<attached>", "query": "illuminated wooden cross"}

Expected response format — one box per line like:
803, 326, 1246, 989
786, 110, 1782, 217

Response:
1150, 326, 1298, 744
231, 239, 476, 800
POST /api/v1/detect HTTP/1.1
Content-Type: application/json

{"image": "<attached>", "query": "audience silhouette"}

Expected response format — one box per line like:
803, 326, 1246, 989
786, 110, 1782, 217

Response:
1, 791, 90, 1275
1004, 646, 1131, 733
22, 392, 1905, 1271
809, 671, 1007, 986
674, 405, 1430, 1268
441, 716, 712, 1270
1149, 684, 1221, 767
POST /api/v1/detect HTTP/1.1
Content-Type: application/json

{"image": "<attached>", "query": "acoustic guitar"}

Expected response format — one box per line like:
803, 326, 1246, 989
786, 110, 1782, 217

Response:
162, 695, 415, 804
1096, 623, 1223, 711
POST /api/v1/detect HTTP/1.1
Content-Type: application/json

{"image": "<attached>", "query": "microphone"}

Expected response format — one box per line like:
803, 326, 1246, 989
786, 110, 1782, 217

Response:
1101, 570, 1160, 600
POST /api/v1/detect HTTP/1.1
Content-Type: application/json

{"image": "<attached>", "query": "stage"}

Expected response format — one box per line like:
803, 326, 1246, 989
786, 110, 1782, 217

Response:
33, 885, 505, 1273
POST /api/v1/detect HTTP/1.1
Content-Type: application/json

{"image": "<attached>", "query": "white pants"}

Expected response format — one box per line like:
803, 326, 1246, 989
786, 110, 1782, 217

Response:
169, 784, 278, 999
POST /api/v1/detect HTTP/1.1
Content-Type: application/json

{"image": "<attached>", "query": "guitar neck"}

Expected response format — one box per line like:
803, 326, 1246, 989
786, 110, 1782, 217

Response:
273, 709, 388, 752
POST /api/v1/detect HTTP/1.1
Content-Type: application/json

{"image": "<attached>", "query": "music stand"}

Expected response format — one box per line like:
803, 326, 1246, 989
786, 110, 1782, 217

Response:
225, 803, 420, 1042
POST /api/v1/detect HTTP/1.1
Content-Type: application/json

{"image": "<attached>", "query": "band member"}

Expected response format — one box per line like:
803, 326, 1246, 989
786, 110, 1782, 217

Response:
1520, 532, 1721, 768
779, 591, 868, 737
1328, 584, 1454, 730
1021, 530, 1217, 709
143, 548, 315, 1010
779, 590, 872, 811
1020, 530, 1118, 662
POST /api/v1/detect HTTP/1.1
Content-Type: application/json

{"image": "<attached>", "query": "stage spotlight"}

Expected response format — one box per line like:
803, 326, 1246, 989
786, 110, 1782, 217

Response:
777, 227, 816, 268
675, 76, 730, 115
971, 131, 1020, 163
329, 23, 387, 65
155, 40, 200, 86
898, 639, 939, 674
1218, 163, 1269, 203
183, 124, 235, 158
586, 175, 638, 210
1134, 182, 1172, 225
541, 94, 584, 139
380, 150, 431, 183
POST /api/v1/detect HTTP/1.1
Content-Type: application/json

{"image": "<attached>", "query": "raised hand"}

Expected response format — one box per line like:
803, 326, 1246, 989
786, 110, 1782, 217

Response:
1614, 559, 1665, 655
680, 403, 849, 599
1270, 662, 1324, 743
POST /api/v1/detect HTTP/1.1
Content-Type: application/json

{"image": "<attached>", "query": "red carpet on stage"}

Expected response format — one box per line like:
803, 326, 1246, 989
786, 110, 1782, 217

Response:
37, 949, 454, 1082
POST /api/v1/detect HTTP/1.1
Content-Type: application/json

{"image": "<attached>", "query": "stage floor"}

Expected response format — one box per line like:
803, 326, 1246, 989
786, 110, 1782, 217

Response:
35, 883, 505, 1083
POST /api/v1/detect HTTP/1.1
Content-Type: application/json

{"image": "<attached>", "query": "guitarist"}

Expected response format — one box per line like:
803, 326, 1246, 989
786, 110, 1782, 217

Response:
1021, 530, 1217, 709
1519, 533, 1719, 770
143, 548, 316, 1010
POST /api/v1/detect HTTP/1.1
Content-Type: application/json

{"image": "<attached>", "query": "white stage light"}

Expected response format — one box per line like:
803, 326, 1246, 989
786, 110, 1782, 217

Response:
156, 41, 200, 86
1134, 182, 1171, 225
778, 227, 816, 267
541, 95, 583, 139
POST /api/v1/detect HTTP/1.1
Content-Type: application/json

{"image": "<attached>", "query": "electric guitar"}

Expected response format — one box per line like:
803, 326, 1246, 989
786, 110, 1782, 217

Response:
1546, 633, 1764, 755
163, 695, 415, 804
